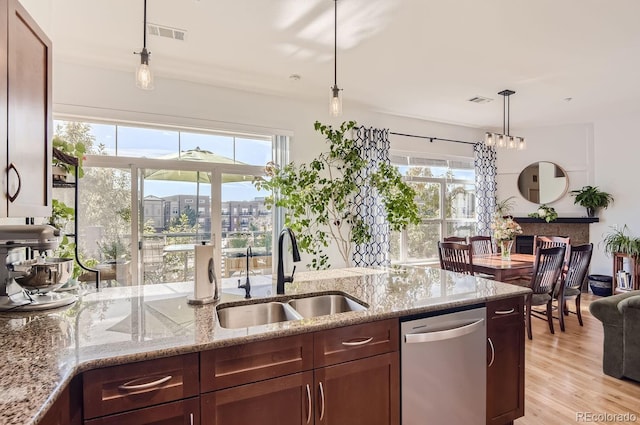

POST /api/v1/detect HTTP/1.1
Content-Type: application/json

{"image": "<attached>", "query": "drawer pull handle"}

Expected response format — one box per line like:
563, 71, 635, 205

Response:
305, 384, 312, 424
495, 308, 515, 315
319, 381, 325, 421
488, 337, 495, 367
189, 412, 194, 425
341, 337, 373, 346
118, 375, 172, 391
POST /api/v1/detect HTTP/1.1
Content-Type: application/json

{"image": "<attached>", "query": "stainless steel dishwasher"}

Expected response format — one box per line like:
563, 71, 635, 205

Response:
401, 306, 486, 425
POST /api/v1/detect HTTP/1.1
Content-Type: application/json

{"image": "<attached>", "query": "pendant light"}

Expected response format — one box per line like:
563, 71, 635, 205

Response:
329, 0, 342, 116
134, 0, 154, 90
485, 90, 525, 150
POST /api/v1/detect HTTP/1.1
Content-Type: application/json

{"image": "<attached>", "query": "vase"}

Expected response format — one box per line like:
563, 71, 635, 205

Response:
500, 240, 514, 261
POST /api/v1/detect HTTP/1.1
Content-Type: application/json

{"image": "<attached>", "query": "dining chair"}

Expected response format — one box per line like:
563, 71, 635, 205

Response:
437, 242, 474, 275
468, 236, 493, 256
534, 235, 571, 269
525, 245, 566, 340
443, 236, 467, 243
554, 243, 593, 331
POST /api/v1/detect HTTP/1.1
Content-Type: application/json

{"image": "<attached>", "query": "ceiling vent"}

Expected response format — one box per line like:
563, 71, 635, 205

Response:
468, 96, 493, 104
147, 23, 187, 41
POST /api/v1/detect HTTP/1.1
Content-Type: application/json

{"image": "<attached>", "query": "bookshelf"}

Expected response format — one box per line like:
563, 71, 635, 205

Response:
613, 252, 640, 294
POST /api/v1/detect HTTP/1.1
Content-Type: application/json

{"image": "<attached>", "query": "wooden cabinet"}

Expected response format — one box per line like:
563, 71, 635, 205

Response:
200, 319, 399, 425
613, 252, 640, 294
39, 376, 82, 425
314, 352, 399, 425
1, 0, 52, 217
83, 353, 199, 421
486, 297, 525, 425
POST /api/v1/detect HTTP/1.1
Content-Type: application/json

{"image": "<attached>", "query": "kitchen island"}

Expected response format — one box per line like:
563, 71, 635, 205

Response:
0, 266, 530, 424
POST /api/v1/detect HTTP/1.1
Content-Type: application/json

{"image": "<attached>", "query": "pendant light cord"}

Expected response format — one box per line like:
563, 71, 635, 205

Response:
143, 0, 147, 48
333, 0, 337, 86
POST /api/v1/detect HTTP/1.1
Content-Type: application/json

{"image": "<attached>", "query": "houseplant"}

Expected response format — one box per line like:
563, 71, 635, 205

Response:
527, 204, 558, 223
602, 225, 640, 257
569, 185, 614, 217
255, 120, 420, 269
52, 136, 87, 179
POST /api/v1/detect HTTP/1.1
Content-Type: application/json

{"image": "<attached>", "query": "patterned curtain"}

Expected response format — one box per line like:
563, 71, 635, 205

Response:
352, 127, 391, 267
474, 142, 497, 236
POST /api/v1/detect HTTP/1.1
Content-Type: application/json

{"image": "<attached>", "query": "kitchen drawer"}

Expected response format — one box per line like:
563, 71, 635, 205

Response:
83, 353, 199, 419
200, 333, 313, 393
314, 318, 399, 367
84, 397, 199, 425
487, 297, 524, 323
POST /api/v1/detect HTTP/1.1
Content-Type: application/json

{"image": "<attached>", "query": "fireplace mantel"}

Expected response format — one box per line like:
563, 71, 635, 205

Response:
512, 217, 599, 224
512, 217, 598, 252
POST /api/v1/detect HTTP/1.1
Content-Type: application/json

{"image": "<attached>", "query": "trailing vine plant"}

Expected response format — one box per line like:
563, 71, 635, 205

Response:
255, 120, 420, 269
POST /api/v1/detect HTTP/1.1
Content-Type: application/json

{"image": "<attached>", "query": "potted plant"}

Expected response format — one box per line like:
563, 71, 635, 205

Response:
52, 136, 87, 180
527, 204, 558, 223
602, 225, 640, 257
569, 185, 614, 217
255, 120, 420, 269
96, 236, 132, 284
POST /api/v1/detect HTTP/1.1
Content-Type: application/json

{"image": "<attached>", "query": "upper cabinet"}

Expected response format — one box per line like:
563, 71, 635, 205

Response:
1, 0, 52, 218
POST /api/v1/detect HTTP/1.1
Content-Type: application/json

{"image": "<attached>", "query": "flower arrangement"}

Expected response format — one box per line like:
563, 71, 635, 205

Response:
491, 216, 523, 241
528, 204, 558, 223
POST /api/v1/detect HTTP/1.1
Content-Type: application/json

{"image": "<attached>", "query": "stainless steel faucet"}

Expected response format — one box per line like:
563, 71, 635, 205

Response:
237, 246, 252, 299
276, 228, 301, 295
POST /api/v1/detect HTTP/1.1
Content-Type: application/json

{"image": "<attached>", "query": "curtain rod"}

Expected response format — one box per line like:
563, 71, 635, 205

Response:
389, 131, 477, 146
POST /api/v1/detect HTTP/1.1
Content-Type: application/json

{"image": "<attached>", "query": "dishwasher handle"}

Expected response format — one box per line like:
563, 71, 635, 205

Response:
404, 319, 484, 344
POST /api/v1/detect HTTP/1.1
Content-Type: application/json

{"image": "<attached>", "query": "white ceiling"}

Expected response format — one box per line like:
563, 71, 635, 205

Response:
34, 0, 640, 129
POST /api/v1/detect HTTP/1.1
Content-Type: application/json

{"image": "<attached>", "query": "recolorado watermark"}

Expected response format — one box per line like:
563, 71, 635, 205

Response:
576, 411, 638, 422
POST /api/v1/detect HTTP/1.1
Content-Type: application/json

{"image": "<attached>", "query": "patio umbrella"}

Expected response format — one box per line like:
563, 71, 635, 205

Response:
143, 147, 256, 184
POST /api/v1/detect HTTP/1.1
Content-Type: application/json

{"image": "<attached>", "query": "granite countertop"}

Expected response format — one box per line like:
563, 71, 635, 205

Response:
0, 266, 530, 425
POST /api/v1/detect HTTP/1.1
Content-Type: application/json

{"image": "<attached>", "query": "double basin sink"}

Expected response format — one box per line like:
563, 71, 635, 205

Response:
216, 292, 368, 329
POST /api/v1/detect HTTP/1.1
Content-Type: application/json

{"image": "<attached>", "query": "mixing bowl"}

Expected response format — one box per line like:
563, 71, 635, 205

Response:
14, 258, 74, 293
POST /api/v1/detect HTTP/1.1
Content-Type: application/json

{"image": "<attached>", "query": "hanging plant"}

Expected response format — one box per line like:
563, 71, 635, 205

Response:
255, 120, 420, 269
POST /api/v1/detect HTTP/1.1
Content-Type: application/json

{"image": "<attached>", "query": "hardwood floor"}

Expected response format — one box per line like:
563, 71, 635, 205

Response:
516, 294, 640, 424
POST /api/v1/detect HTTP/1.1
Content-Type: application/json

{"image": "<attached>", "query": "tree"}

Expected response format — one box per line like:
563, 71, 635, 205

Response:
256, 120, 420, 269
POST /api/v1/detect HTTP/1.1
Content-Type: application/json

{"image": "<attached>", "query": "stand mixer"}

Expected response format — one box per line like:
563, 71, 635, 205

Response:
0, 225, 77, 312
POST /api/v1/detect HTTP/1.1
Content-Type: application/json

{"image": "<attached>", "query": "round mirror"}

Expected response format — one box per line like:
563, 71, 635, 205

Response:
517, 161, 568, 204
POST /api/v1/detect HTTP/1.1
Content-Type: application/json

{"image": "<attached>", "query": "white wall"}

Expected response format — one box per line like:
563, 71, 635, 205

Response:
53, 61, 483, 268
591, 116, 640, 274
496, 121, 634, 276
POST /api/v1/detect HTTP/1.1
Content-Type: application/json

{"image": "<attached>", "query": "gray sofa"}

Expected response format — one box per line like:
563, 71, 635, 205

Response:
589, 291, 640, 382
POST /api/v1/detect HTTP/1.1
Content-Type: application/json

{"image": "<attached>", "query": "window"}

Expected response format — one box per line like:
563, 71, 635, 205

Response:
54, 119, 282, 287
390, 155, 476, 264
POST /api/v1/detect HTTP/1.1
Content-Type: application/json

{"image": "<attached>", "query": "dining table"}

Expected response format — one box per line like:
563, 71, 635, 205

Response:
472, 253, 536, 283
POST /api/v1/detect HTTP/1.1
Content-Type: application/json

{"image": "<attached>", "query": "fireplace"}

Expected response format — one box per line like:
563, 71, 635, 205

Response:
511, 217, 597, 251
516, 235, 535, 254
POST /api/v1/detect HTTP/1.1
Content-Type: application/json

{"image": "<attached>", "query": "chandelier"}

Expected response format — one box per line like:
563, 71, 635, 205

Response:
485, 89, 525, 150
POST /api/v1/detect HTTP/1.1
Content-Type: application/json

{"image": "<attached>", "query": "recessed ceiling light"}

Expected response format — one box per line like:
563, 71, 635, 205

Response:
289, 74, 301, 81
564, 97, 573, 102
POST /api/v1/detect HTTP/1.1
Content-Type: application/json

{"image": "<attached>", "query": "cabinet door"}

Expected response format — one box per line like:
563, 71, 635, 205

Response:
486, 297, 525, 425
201, 371, 314, 425
84, 397, 200, 425
314, 352, 399, 425
5, 0, 52, 217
